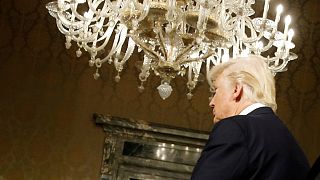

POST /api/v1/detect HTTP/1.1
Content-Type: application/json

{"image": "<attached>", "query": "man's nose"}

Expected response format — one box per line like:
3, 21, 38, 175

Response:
209, 97, 215, 108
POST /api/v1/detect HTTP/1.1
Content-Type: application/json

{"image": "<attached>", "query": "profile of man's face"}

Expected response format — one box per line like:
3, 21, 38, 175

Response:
209, 74, 235, 123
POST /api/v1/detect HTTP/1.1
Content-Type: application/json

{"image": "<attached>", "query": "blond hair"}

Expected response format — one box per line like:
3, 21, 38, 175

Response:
208, 55, 277, 111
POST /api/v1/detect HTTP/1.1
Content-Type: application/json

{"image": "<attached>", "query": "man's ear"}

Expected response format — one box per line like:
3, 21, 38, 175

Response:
233, 83, 243, 101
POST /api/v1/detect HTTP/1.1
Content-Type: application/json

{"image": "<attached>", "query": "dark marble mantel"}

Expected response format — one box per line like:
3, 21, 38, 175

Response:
93, 113, 209, 180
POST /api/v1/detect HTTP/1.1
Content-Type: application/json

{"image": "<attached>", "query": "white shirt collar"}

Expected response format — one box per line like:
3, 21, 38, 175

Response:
239, 103, 266, 115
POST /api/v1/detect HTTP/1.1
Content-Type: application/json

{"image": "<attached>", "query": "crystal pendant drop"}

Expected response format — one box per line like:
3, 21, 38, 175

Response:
157, 82, 173, 100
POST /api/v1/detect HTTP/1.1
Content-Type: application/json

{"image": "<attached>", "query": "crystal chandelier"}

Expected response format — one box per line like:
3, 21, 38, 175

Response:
46, 0, 297, 100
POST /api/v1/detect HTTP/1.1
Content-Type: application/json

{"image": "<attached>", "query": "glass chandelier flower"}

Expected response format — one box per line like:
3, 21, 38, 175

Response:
46, 0, 297, 100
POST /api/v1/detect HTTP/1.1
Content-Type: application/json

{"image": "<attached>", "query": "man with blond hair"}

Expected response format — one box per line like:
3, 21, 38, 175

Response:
191, 55, 309, 179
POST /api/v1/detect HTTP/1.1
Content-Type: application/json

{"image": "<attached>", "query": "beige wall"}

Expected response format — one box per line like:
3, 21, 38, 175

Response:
0, 0, 319, 179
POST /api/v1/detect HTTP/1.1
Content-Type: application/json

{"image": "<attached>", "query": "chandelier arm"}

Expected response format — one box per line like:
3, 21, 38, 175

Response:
175, 41, 196, 63
266, 56, 289, 73
56, 11, 83, 30
100, 24, 127, 63
226, 18, 239, 32
78, 18, 107, 43
180, 51, 215, 66
137, 0, 150, 22
69, 32, 90, 44
87, 0, 106, 16
239, 17, 259, 42
180, 58, 204, 65
201, 51, 216, 60
128, 34, 161, 61
80, 20, 115, 54
192, 62, 202, 82
69, 1, 98, 22
236, 17, 264, 44
56, 20, 72, 35
241, 33, 264, 44
57, 23, 82, 43
260, 37, 276, 52
68, 26, 93, 43
197, 5, 207, 32
99, 0, 118, 17
241, 35, 275, 54
92, 22, 116, 50
219, 0, 228, 29
240, 31, 265, 45
98, 0, 112, 17
157, 30, 168, 61
241, 42, 256, 53
121, 37, 136, 63
69, 2, 88, 21
220, 8, 239, 32
260, 41, 275, 53
115, 27, 128, 57
262, 27, 284, 52
247, 17, 260, 38
97, 20, 118, 41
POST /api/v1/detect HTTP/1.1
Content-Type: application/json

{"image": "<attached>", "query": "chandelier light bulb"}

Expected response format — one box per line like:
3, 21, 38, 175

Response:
276, 4, 284, 14
284, 15, 292, 38
285, 29, 295, 56
285, 15, 292, 25
274, 4, 283, 26
288, 29, 294, 42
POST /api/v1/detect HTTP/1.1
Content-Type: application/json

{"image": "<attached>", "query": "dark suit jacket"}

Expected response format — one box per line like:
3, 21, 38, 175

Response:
191, 107, 310, 180
307, 155, 320, 180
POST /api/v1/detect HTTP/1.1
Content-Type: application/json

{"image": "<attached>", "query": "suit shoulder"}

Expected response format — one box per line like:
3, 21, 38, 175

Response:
212, 117, 247, 141
215, 116, 248, 130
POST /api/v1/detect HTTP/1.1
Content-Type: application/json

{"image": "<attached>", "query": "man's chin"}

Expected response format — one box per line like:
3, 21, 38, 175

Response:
213, 116, 221, 124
